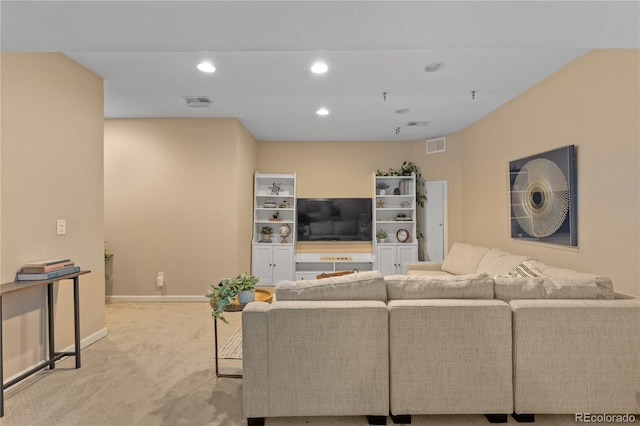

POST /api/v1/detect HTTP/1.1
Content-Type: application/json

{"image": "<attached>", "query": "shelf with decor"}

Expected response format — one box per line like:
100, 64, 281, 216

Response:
252, 173, 296, 285
373, 173, 418, 275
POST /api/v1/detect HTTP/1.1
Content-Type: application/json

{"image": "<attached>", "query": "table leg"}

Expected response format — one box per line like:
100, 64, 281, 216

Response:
1, 295, 4, 418
214, 319, 242, 378
47, 283, 55, 370
73, 276, 81, 368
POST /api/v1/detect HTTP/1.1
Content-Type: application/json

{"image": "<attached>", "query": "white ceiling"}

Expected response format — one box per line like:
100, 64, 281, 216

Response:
2, 1, 638, 141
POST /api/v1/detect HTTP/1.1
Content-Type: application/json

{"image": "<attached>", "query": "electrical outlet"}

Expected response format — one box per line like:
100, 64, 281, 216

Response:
157, 272, 165, 288
56, 219, 66, 235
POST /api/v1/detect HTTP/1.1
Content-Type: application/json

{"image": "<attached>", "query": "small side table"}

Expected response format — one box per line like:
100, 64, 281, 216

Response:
214, 288, 272, 378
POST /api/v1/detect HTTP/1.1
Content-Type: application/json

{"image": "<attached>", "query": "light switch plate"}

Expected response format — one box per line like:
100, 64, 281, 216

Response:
56, 219, 66, 235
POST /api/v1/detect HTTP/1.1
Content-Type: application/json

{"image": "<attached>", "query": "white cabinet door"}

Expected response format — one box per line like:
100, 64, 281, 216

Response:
272, 246, 293, 283
376, 244, 418, 275
397, 245, 418, 274
376, 245, 397, 276
252, 245, 275, 284
252, 244, 294, 284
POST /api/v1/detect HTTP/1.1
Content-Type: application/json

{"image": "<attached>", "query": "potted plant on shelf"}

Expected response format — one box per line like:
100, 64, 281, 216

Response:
376, 181, 390, 195
205, 272, 259, 323
260, 226, 273, 241
376, 229, 388, 243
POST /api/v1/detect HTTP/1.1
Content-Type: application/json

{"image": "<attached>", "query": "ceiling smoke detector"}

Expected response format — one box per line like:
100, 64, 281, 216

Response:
406, 121, 429, 127
183, 96, 212, 107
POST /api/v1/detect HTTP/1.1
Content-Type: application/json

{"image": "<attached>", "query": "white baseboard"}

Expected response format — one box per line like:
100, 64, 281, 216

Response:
3, 326, 109, 388
106, 295, 209, 303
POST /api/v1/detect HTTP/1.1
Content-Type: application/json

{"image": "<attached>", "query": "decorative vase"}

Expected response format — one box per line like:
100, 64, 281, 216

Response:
238, 290, 255, 304
379, 189, 387, 195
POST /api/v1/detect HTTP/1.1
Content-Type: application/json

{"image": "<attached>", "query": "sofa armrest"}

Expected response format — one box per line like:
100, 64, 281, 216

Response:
242, 302, 271, 417
510, 299, 640, 414
405, 261, 443, 272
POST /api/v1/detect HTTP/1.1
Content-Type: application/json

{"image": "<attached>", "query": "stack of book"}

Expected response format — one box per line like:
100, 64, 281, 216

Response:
17, 259, 81, 281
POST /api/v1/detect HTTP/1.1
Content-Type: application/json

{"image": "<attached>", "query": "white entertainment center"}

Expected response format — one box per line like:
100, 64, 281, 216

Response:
251, 172, 418, 284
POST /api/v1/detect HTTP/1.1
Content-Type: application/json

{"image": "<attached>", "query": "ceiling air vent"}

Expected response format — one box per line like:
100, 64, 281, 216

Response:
183, 96, 212, 107
426, 137, 446, 155
406, 121, 429, 127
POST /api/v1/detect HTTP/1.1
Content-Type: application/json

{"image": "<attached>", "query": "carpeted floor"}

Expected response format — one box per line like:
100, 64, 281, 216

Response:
2, 302, 582, 426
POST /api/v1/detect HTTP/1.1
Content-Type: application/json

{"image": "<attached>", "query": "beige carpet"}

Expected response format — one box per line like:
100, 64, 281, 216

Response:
2, 302, 580, 426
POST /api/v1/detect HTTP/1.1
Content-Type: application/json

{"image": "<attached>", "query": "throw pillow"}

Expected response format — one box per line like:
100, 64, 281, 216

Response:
493, 275, 546, 301
476, 248, 531, 276
275, 270, 387, 301
385, 273, 494, 300
440, 243, 490, 275
512, 261, 544, 278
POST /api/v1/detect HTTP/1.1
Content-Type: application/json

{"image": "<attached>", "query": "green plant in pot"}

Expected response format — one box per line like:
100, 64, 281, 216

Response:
260, 226, 273, 241
205, 272, 259, 323
376, 229, 388, 243
376, 181, 390, 195
235, 272, 258, 304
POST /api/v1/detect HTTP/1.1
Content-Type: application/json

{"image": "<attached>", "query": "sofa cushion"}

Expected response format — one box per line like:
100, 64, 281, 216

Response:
440, 243, 490, 275
528, 260, 614, 300
493, 275, 546, 301
477, 248, 531, 276
407, 270, 452, 277
275, 270, 387, 301
385, 273, 494, 300
543, 276, 601, 299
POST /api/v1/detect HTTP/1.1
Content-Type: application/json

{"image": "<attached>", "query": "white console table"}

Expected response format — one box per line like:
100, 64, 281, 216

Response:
295, 253, 374, 280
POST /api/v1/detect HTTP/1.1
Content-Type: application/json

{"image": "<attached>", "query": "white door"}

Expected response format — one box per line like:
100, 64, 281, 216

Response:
272, 246, 294, 283
252, 245, 275, 284
425, 181, 447, 262
396, 245, 418, 274
376, 245, 397, 276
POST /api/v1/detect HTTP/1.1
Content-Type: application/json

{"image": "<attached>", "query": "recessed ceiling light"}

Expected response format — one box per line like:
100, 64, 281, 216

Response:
395, 108, 410, 114
424, 62, 445, 73
197, 62, 216, 73
311, 62, 328, 74
316, 108, 329, 116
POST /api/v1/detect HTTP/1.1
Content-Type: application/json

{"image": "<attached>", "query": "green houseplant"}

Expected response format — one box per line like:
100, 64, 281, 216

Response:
235, 272, 258, 304
260, 226, 274, 241
206, 272, 259, 323
376, 229, 388, 243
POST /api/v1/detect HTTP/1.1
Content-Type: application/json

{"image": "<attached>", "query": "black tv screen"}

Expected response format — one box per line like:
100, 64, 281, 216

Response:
296, 198, 372, 241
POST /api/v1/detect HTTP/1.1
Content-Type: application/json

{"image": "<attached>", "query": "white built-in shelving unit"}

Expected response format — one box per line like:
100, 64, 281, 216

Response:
373, 173, 418, 275
251, 173, 296, 285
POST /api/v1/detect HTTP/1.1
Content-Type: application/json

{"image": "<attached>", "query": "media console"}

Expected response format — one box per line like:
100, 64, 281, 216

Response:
294, 253, 374, 280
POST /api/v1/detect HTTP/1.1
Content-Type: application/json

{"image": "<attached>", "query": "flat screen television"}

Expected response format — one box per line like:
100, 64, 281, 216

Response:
296, 198, 372, 242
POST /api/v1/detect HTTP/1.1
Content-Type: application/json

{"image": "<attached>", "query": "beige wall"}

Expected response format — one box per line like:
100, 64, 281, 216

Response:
103, 49, 638, 298
1, 53, 105, 378
104, 118, 257, 297
459, 49, 639, 296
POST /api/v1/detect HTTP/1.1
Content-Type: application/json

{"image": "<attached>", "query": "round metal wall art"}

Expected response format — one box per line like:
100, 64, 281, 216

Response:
511, 158, 570, 238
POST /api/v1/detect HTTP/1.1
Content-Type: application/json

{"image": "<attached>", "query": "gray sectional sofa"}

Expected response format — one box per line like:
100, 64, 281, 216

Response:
242, 243, 640, 425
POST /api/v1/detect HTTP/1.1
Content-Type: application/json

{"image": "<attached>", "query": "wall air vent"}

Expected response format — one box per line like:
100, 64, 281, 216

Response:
183, 96, 212, 107
426, 137, 446, 154
406, 121, 429, 127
